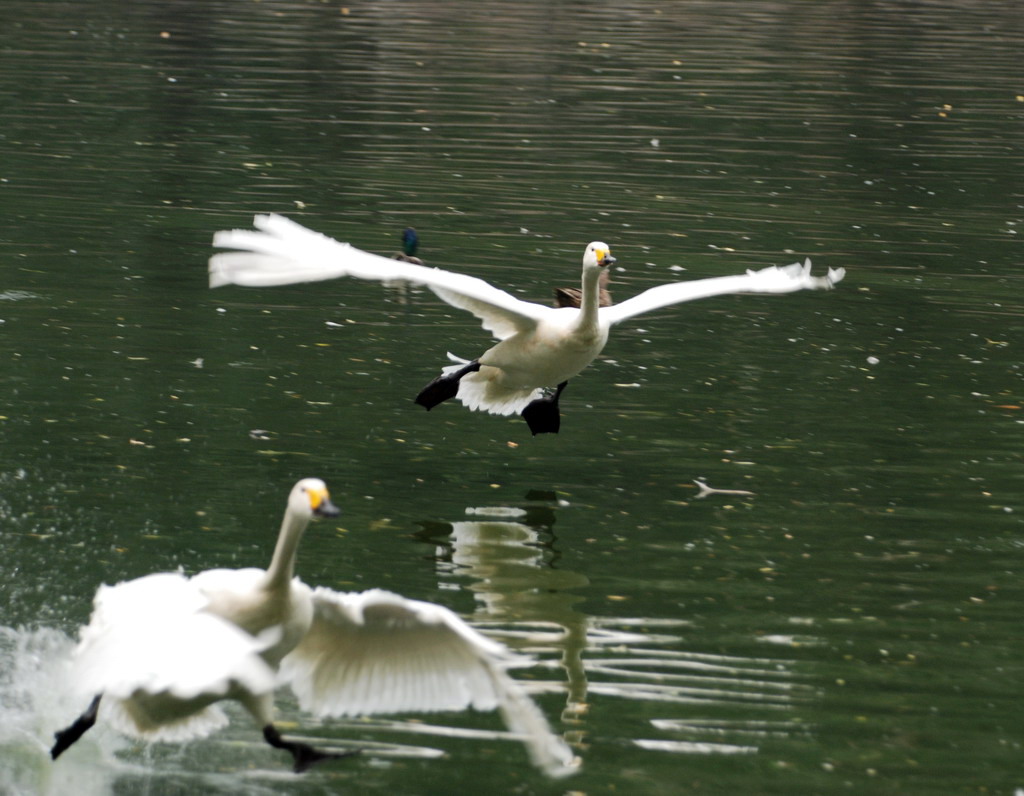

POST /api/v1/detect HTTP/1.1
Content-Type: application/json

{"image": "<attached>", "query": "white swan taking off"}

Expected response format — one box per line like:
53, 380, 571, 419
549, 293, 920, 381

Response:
51, 479, 577, 777
209, 214, 845, 435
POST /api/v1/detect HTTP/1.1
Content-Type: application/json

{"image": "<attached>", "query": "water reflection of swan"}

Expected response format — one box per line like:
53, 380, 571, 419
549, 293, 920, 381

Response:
209, 214, 844, 435
418, 506, 591, 720
422, 503, 819, 760
51, 479, 576, 777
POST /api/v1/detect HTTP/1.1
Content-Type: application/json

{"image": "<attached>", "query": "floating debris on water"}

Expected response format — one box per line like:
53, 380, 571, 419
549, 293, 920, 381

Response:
693, 479, 756, 500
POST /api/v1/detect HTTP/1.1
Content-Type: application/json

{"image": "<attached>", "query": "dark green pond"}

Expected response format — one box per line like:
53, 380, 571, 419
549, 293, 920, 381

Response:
2, 2, 1022, 794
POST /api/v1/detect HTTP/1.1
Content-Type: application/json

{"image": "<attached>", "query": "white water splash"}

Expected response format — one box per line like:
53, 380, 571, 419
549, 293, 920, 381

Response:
0, 626, 125, 796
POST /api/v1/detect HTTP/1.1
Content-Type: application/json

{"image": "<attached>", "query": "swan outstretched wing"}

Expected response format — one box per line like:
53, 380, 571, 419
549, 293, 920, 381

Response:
601, 259, 845, 325
72, 573, 277, 739
80, 612, 274, 697
280, 587, 578, 777
281, 587, 519, 715
210, 214, 548, 340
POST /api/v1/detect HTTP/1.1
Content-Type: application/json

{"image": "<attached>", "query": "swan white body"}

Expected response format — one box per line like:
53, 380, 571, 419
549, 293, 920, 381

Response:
73, 572, 279, 741
54, 479, 577, 777
209, 214, 845, 429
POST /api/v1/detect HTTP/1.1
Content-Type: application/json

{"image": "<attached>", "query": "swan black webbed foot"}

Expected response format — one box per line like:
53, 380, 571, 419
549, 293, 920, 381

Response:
263, 724, 360, 773
414, 360, 481, 409
51, 694, 102, 760
521, 381, 568, 435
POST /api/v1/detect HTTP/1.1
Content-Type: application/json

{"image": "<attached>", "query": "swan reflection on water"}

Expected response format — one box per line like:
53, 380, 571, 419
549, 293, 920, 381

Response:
418, 499, 818, 758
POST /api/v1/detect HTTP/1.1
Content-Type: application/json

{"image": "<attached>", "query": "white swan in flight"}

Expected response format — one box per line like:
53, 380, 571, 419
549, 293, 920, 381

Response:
51, 478, 577, 777
209, 214, 845, 434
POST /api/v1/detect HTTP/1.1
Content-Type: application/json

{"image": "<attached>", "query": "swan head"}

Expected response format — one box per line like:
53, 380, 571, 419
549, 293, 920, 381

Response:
583, 241, 615, 271
289, 477, 341, 519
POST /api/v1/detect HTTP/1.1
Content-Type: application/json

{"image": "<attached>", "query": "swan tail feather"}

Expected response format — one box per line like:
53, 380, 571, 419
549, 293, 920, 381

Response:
454, 370, 541, 416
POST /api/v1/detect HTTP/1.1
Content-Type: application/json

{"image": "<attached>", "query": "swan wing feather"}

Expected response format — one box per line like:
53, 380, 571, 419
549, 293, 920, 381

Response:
280, 587, 577, 777
210, 214, 548, 340
601, 259, 845, 325
76, 573, 277, 699
280, 587, 514, 716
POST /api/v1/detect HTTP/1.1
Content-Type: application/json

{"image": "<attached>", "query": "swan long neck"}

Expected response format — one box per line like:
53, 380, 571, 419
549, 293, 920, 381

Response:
573, 265, 603, 331
262, 507, 309, 591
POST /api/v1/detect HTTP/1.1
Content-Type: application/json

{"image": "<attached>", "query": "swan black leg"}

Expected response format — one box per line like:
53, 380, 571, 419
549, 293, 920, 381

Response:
263, 724, 360, 773
414, 360, 481, 410
51, 694, 102, 760
521, 381, 568, 435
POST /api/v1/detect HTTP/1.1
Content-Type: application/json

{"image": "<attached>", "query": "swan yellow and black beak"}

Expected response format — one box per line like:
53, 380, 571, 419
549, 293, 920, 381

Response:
597, 248, 616, 267
308, 486, 341, 518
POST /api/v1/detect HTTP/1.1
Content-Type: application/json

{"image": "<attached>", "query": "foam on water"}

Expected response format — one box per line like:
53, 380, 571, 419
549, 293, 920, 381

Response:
0, 626, 126, 796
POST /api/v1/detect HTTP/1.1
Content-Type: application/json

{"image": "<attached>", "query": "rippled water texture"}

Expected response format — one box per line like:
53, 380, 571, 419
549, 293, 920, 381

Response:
2, 1, 1022, 794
